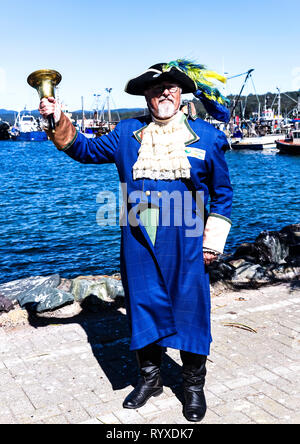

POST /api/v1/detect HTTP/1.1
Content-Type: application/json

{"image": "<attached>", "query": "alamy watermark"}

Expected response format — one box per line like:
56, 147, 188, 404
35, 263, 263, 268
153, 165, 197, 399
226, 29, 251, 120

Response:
96, 183, 205, 238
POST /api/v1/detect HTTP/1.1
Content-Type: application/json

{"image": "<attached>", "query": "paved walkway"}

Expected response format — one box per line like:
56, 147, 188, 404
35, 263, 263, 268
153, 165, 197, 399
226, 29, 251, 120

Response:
0, 282, 299, 424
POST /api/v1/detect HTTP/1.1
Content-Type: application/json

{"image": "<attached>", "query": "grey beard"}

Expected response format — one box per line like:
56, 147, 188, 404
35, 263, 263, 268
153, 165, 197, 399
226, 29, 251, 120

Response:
156, 101, 176, 118
148, 101, 179, 119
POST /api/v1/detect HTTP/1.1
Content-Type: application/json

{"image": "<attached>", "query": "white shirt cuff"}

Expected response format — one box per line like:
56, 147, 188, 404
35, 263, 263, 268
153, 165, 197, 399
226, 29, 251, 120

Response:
203, 213, 232, 254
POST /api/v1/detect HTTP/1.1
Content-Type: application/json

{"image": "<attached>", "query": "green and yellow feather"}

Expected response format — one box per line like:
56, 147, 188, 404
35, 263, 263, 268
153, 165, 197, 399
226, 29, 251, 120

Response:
163, 59, 230, 105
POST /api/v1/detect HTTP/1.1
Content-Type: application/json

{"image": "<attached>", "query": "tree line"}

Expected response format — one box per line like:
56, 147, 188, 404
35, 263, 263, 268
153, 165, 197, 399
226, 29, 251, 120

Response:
1, 90, 299, 124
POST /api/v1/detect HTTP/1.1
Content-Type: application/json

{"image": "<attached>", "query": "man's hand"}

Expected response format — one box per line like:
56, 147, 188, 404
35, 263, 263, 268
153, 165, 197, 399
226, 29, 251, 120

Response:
38, 97, 61, 128
39, 97, 56, 118
203, 251, 218, 266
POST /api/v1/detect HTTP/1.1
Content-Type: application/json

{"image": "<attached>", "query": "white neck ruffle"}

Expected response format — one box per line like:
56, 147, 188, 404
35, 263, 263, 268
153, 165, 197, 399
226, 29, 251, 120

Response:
132, 111, 191, 181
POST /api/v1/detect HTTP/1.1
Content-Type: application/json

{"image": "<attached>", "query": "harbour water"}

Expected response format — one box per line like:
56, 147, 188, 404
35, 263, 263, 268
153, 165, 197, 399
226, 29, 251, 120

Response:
0, 140, 299, 285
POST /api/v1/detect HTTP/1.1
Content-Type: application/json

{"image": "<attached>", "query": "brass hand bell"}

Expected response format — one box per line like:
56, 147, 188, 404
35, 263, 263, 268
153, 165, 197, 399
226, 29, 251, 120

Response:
27, 69, 62, 132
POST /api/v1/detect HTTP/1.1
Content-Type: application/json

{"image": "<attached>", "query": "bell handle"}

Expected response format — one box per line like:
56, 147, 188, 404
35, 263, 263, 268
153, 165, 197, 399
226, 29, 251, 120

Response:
48, 114, 56, 133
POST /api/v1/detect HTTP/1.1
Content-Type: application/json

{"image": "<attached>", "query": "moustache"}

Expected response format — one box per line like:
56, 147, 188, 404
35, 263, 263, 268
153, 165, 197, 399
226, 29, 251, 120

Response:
158, 97, 175, 104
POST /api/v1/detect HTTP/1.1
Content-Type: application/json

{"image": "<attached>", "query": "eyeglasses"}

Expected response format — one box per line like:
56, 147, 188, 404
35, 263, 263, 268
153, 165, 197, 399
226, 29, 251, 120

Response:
148, 84, 180, 96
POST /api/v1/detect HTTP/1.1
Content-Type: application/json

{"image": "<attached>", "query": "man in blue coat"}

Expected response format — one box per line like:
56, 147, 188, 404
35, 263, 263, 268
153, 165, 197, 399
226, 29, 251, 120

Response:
39, 60, 233, 422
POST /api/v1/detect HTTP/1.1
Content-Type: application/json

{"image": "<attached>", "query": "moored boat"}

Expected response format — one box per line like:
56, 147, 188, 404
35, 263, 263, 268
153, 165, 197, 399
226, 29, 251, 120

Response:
78, 89, 119, 138
230, 134, 280, 150
276, 124, 300, 155
9, 111, 47, 142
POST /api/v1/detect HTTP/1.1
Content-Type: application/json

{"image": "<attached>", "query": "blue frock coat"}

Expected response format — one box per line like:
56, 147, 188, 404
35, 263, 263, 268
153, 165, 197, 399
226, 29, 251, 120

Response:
63, 115, 233, 356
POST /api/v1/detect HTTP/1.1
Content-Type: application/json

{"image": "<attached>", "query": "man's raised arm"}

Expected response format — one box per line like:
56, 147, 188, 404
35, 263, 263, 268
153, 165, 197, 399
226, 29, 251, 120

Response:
39, 97, 120, 164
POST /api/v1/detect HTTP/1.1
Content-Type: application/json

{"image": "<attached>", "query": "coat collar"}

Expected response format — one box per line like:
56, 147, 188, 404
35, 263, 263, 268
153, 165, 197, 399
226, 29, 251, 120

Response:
133, 113, 199, 146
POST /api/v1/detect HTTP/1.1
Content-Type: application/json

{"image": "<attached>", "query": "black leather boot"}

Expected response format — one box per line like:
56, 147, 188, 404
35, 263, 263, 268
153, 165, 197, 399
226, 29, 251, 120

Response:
123, 344, 163, 409
180, 350, 207, 422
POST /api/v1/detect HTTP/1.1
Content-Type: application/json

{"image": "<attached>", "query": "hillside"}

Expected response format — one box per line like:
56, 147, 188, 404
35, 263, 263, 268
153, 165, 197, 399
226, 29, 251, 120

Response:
192, 90, 299, 120
0, 108, 147, 124
1, 90, 299, 124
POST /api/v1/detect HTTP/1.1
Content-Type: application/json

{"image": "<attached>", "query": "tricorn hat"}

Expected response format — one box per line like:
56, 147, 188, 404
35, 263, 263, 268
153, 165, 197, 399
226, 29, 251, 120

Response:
125, 59, 231, 122
125, 62, 197, 96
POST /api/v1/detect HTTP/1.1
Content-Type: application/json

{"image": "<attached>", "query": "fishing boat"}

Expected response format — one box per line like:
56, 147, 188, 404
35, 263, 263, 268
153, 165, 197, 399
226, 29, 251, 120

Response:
79, 117, 115, 138
227, 72, 285, 150
230, 95, 285, 150
230, 134, 281, 150
276, 123, 300, 155
9, 111, 47, 142
78, 89, 119, 138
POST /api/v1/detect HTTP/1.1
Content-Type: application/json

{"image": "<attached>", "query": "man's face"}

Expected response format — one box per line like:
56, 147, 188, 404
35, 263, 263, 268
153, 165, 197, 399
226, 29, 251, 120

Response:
145, 82, 182, 119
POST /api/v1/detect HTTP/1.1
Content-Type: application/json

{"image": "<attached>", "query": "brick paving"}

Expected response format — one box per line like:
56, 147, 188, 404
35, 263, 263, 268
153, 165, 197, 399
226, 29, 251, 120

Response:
0, 282, 299, 424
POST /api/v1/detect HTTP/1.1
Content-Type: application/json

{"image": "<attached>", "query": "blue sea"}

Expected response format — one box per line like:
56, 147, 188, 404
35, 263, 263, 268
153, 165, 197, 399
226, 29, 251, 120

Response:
0, 140, 299, 285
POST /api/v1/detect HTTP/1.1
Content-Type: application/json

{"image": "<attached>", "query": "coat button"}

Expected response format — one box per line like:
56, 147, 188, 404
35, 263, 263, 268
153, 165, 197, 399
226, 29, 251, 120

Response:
145, 190, 151, 196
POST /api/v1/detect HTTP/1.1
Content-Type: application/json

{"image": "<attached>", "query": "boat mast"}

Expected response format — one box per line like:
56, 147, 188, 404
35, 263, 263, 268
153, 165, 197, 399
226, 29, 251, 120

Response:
277, 88, 281, 117
92, 94, 101, 120
105, 88, 112, 122
228, 69, 255, 120
81, 96, 85, 132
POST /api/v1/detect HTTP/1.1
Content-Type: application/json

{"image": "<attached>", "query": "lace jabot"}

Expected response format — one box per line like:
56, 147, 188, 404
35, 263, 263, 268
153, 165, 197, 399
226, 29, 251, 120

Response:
132, 111, 191, 181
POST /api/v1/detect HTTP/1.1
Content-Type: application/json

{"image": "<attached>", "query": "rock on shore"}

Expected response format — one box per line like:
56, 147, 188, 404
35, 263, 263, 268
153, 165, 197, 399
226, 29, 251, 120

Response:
209, 223, 299, 295
0, 272, 125, 317
0, 224, 299, 321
